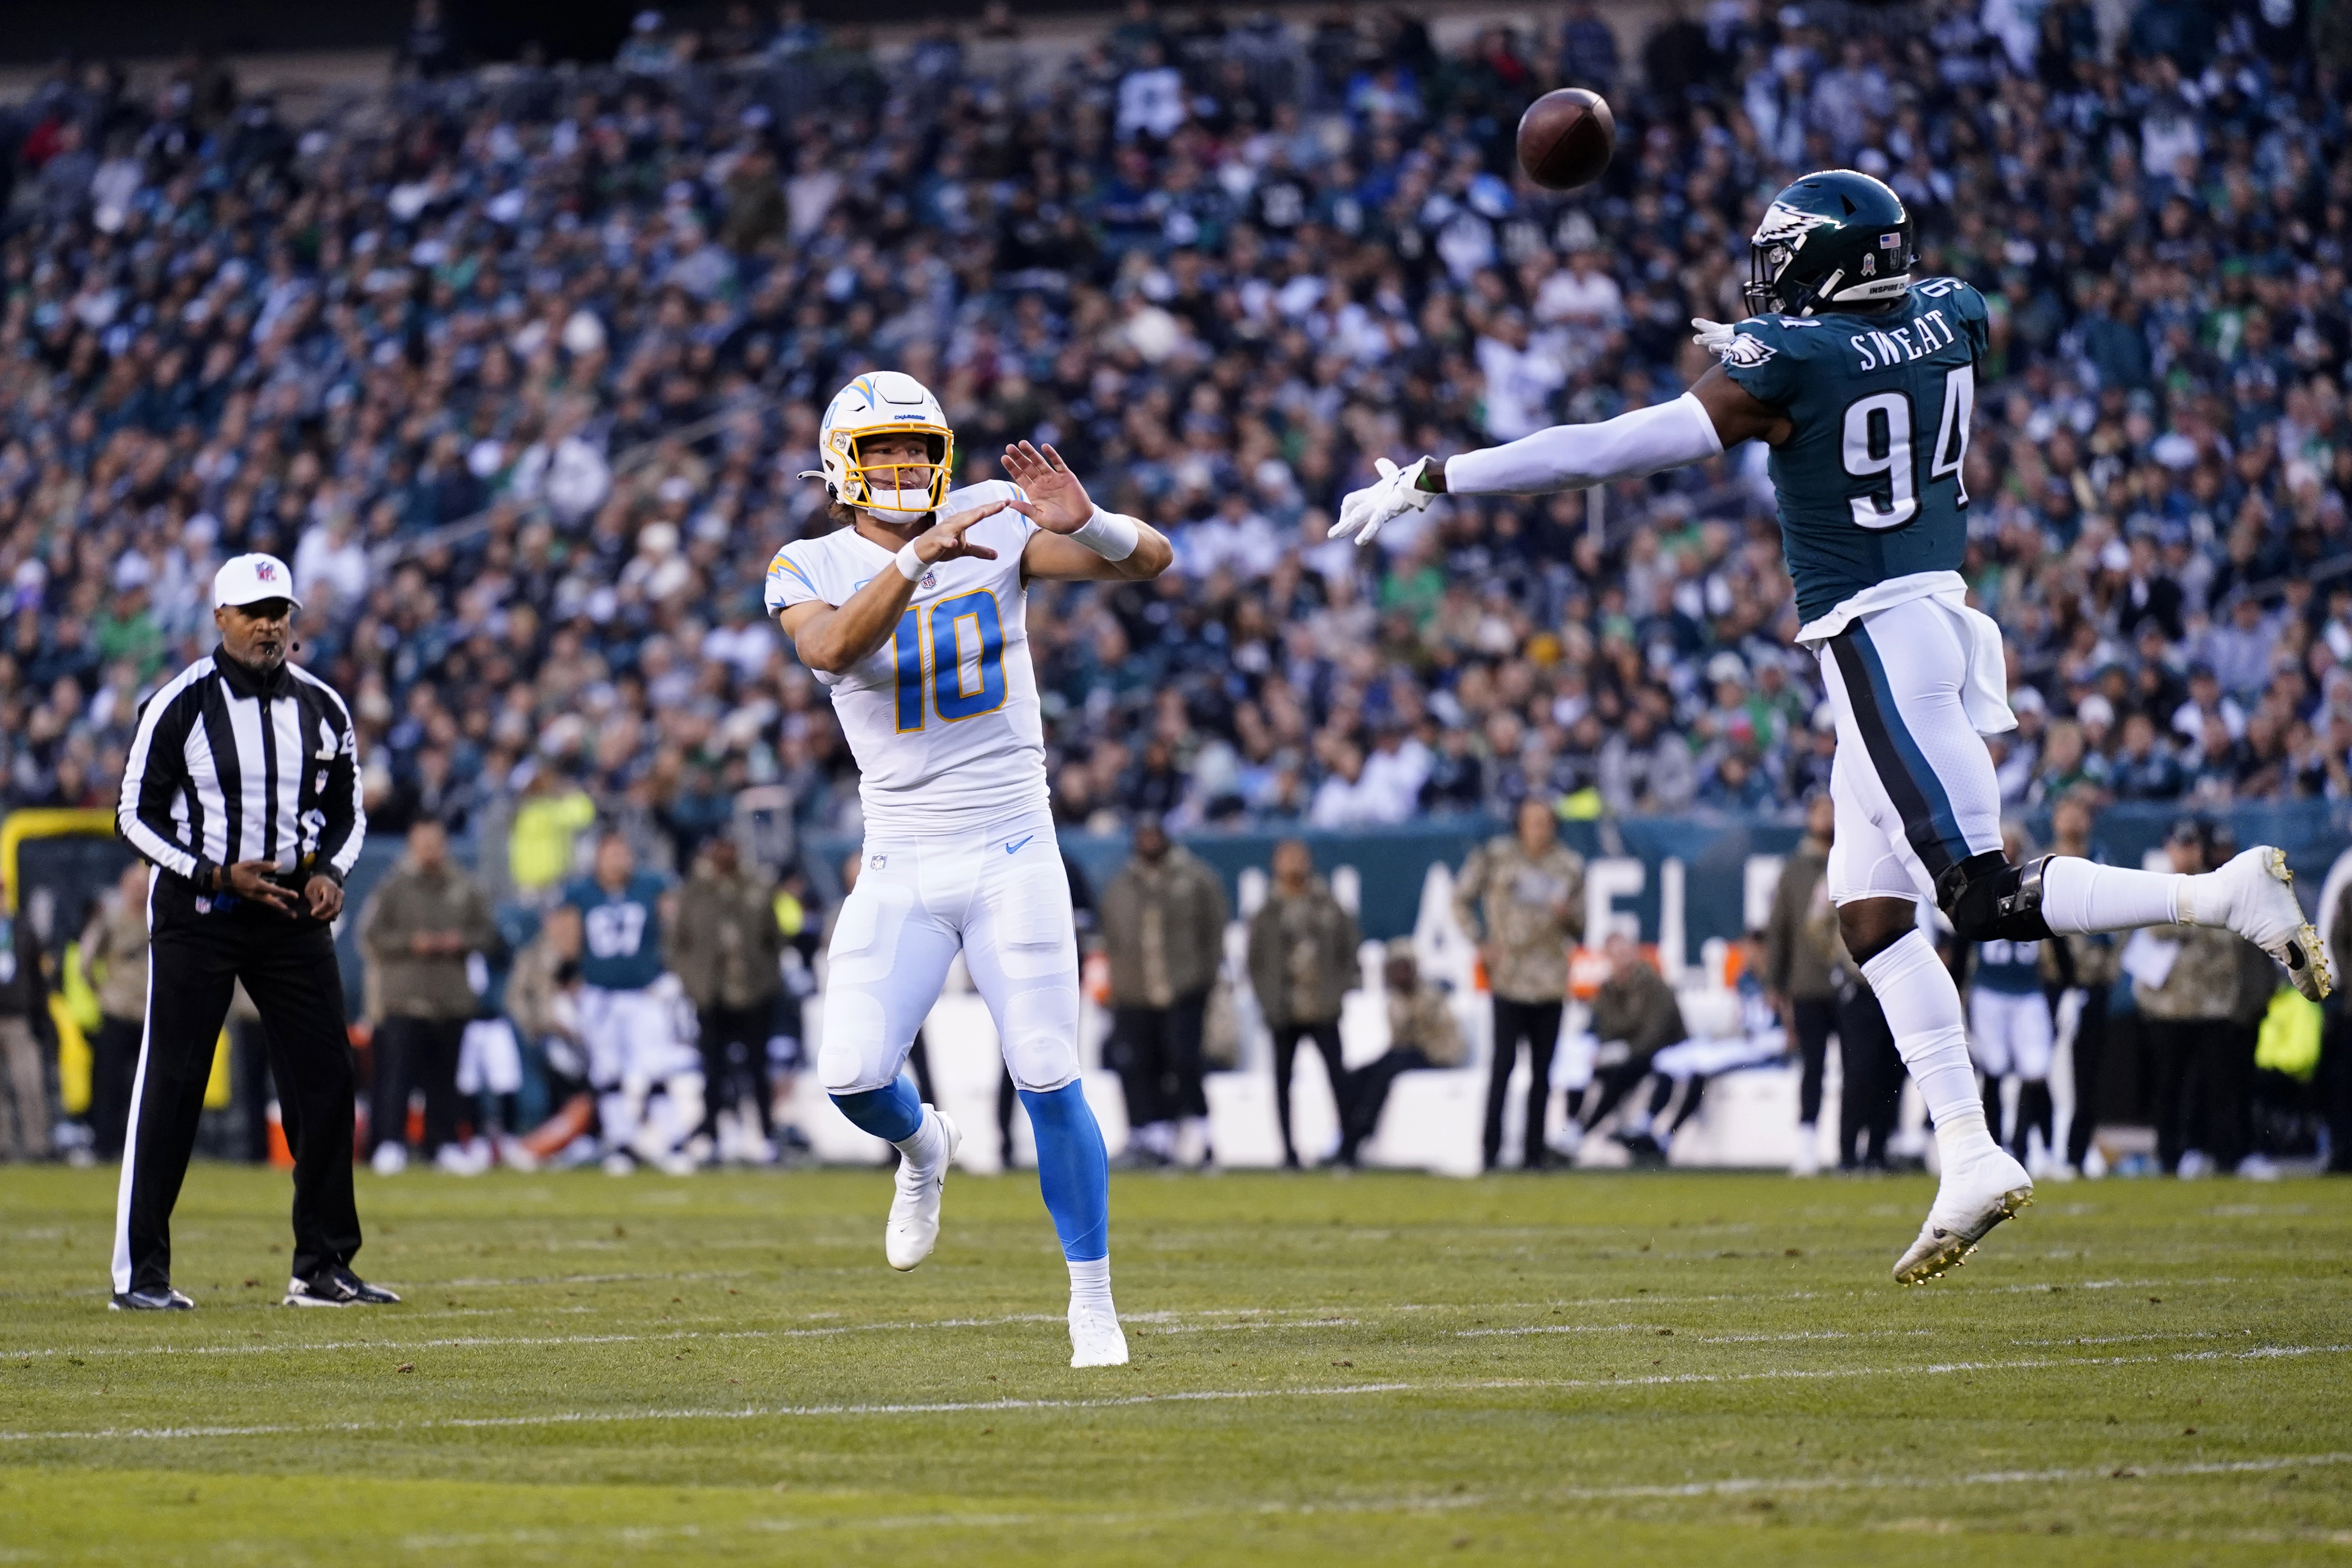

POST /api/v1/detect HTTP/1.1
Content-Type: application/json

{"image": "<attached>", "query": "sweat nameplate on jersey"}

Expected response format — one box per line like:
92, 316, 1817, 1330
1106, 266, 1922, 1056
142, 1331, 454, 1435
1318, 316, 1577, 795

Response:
1845, 309, 1961, 372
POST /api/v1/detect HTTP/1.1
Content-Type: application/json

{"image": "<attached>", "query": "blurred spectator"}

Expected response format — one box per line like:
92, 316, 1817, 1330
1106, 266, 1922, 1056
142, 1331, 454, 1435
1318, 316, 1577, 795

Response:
2129, 819, 2245, 1176
0, 861, 54, 1160
1247, 838, 1358, 1168
1763, 790, 1838, 1176
1564, 932, 1687, 1162
1336, 937, 1464, 1166
2329, 870, 2352, 1174
1834, 960, 1906, 1172
2044, 792, 2121, 1176
396, 0, 463, 80
509, 769, 597, 903
1600, 709, 1696, 816
359, 818, 500, 1174
79, 860, 150, 1161
1966, 825, 2057, 1171
568, 831, 701, 1173
1453, 798, 1585, 1171
1099, 819, 1228, 1167
506, 905, 596, 1166
671, 833, 783, 1163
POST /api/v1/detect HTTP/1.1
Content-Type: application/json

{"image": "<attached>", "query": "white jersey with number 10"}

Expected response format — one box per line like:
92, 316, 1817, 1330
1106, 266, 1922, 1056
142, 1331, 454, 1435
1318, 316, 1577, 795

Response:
764, 480, 1047, 838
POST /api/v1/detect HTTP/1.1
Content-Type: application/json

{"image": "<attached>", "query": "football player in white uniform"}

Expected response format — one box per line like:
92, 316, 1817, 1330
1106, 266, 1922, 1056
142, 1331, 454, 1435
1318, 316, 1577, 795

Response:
765, 372, 1172, 1367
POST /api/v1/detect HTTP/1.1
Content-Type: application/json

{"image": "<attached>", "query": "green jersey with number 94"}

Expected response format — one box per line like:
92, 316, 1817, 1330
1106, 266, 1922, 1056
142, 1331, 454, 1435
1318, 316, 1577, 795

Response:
1721, 277, 1987, 625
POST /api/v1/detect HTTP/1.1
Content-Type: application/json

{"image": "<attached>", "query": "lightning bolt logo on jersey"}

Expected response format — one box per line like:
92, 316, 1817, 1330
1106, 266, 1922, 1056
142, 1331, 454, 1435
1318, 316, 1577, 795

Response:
764, 480, 1047, 836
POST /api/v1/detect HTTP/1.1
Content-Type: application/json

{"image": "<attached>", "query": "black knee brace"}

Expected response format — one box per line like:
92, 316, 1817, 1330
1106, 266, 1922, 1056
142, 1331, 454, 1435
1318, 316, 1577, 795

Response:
1936, 851, 2054, 943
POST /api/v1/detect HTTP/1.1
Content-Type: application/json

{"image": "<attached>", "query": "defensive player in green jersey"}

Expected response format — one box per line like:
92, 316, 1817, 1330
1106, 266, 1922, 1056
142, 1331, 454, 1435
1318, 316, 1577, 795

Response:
1339, 169, 2328, 1285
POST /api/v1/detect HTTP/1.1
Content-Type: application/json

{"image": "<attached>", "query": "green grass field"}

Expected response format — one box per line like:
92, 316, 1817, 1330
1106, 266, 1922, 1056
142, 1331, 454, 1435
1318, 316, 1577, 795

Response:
3, 1163, 2350, 1566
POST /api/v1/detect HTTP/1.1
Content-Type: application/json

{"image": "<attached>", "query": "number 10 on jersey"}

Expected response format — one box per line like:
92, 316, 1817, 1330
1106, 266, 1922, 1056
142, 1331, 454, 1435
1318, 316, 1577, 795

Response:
892, 590, 1009, 731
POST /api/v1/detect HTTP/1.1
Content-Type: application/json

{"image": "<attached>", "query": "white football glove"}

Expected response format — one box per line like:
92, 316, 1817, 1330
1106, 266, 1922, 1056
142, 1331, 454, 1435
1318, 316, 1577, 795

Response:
1331, 455, 1438, 547
1690, 317, 1738, 359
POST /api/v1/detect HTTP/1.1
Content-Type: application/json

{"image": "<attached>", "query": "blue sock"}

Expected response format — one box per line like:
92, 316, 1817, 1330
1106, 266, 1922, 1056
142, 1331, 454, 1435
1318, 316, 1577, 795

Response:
1019, 1082, 1109, 1262
831, 1074, 924, 1144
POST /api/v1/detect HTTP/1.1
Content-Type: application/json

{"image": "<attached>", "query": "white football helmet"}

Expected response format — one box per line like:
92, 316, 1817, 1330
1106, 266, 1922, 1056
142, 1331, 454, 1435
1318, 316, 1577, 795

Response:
804, 372, 955, 521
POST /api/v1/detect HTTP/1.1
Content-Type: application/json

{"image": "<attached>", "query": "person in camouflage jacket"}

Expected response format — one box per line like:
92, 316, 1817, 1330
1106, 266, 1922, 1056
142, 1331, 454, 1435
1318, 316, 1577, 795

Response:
1337, 939, 1466, 1166
2133, 821, 2245, 1175
1453, 799, 1586, 1170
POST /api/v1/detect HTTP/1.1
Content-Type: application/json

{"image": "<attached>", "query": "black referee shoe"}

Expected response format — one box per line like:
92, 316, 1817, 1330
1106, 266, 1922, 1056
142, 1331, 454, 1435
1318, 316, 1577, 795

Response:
109, 1285, 196, 1311
283, 1265, 401, 1307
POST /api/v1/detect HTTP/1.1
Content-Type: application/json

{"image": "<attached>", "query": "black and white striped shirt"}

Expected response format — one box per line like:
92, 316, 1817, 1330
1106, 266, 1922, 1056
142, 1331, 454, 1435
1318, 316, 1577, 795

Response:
117, 649, 365, 920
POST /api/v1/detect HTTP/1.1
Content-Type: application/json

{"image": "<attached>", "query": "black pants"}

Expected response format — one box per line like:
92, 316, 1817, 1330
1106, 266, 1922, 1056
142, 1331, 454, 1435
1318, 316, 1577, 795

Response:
1109, 993, 1210, 1130
1484, 997, 1562, 1169
2326, 1010, 2352, 1174
697, 1001, 775, 1138
88, 1014, 143, 1160
370, 1014, 466, 1156
907, 1028, 935, 1104
1271, 1020, 1347, 1166
1789, 998, 1836, 1128
2064, 986, 2109, 1169
1575, 1057, 1653, 1132
1836, 980, 1904, 1169
116, 916, 359, 1294
2146, 1019, 2250, 1173
1340, 1046, 1430, 1162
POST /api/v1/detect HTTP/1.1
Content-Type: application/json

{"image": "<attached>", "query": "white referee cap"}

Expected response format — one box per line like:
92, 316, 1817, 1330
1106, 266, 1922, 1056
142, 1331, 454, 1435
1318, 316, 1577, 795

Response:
213, 553, 302, 610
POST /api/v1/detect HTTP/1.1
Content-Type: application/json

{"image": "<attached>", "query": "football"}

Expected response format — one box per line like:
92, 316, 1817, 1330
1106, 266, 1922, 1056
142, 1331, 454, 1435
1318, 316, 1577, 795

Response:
1516, 87, 1615, 191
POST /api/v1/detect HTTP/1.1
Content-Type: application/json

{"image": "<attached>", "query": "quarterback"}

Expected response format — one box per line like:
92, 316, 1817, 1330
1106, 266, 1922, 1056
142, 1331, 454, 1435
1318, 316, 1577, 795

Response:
1339, 171, 2329, 1284
766, 372, 1172, 1365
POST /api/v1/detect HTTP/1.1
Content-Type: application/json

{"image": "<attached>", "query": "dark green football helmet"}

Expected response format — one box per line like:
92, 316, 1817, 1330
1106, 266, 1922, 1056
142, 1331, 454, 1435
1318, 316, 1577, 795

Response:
1742, 169, 1915, 318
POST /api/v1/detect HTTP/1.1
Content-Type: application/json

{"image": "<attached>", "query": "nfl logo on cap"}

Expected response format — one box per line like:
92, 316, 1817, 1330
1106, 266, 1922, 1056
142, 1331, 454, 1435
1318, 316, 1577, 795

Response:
213, 553, 304, 610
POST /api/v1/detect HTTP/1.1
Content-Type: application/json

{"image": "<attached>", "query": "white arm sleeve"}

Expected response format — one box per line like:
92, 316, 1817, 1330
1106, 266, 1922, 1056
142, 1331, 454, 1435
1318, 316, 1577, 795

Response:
1442, 392, 1725, 496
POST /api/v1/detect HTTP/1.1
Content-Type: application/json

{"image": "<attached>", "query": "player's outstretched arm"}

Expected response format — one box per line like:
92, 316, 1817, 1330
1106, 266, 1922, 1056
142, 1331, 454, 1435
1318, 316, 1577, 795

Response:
777, 501, 1009, 673
1332, 368, 1791, 547
1005, 440, 1174, 583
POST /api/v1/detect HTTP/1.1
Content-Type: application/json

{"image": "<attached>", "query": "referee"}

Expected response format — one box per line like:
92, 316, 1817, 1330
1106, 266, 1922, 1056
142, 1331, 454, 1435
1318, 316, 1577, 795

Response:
109, 554, 397, 1311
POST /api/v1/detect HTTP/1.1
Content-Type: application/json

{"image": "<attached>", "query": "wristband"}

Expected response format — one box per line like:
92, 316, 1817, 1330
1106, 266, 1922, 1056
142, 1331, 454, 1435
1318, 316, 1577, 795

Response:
1068, 506, 1140, 562
893, 542, 925, 582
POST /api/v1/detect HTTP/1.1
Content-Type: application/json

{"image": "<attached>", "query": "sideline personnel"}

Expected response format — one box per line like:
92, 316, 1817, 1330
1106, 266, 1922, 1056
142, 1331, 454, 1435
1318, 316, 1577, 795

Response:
109, 554, 393, 1311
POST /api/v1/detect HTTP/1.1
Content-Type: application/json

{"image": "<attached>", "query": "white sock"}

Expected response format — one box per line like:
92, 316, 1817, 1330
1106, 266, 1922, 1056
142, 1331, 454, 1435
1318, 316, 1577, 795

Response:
892, 1108, 942, 1169
2040, 856, 2183, 934
1859, 931, 1994, 1164
1068, 1255, 1114, 1316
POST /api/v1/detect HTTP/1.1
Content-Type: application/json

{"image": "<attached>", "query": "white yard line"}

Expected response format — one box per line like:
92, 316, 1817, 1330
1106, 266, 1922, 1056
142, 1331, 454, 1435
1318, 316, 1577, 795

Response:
0, 1314, 1065, 1361
1456, 1324, 1933, 1343
4, 1342, 2344, 1445
6, 1281, 2288, 1363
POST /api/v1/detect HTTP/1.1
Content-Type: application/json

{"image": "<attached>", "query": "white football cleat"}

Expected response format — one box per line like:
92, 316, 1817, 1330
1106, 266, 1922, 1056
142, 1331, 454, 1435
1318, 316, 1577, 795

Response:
1892, 1145, 2033, 1285
885, 1109, 960, 1271
1068, 1303, 1129, 1368
2182, 846, 2331, 1000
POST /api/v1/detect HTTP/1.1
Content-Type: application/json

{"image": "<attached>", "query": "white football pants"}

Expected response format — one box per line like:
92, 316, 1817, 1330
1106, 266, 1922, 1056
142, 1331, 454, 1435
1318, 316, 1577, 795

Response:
1968, 987, 2054, 1081
579, 983, 698, 1087
1816, 595, 2007, 906
819, 810, 1082, 1096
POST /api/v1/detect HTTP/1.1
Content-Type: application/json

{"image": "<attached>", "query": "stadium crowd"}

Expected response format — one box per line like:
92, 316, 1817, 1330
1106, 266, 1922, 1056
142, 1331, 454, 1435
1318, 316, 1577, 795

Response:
0, 0, 2345, 887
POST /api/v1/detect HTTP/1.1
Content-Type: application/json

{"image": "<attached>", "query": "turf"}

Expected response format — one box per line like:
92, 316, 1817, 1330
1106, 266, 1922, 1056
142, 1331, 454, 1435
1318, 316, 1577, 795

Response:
3, 1164, 2350, 1566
